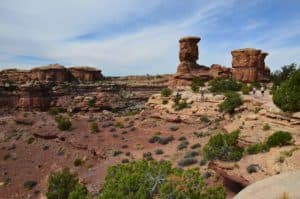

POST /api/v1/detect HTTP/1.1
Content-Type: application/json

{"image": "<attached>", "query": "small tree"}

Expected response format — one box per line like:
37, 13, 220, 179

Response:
98, 160, 226, 199
219, 92, 243, 114
266, 131, 293, 147
209, 78, 242, 93
160, 88, 172, 97
46, 168, 90, 199
56, 116, 72, 131
273, 70, 300, 112
203, 130, 244, 161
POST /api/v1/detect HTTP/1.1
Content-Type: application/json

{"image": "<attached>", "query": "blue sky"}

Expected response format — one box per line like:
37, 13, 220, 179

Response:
0, 0, 300, 76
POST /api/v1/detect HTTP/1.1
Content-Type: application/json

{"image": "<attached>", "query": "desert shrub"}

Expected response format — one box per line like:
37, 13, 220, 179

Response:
254, 107, 262, 113
200, 115, 210, 123
161, 88, 172, 97
68, 184, 91, 199
98, 160, 226, 199
262, 123, 271, 131
159, 136, 174, 145
162, 99, 168, 105
246, 143, 269, 154
174, 101, 188, 111
88, 98, 96, 107
56, 116, 72, 131
190, 143, 201, 149
209, 78, 242, 93
27, 137, 35, 144
115, 121, 124, 128
177, 140, 189, 150
247, 164, 258, 174
122, 158, 129, 163
125, 152, 131, 156
203, 130, 244, 161
143, 152, 153, 161
190, 83, 199, 93
169, 125, 179, 131
192, 77, 205, 87
219, 92, 243, 114
199, 159, 207, 166
148, 135, 160, 143
90, 122, 99, 133
273, 70, 300, 112
155, 149, 164, 155
48, 107, 66, 116
177, 157, 197, 167
73, 158, 84, 167
24, 180, 37, 190
113, 150, 123, 157
250, 82, 261, 89
178, 136, 186, 141
184, 151, 199, 158
241, 84, 251, 95
46, 168, 89, 199
266, 131, 293, 147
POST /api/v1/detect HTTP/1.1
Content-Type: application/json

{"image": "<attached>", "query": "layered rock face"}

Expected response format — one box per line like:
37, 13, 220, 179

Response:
69, 67, 103, 82
169, 37, 210, 88
231, 48, 270, 83
30, 64, 73, 83
209, 64, 232, 79
0, 64, 103, 84
0, 69, 31, 84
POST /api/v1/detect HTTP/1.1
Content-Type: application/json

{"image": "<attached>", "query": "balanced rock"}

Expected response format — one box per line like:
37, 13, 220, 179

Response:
169, 36, 210, 88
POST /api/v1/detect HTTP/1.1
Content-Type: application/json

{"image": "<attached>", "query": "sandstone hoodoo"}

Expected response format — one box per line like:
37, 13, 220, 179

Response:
168, 36, 210, 88
231, 48, 270, 83
69, 66, 103, 82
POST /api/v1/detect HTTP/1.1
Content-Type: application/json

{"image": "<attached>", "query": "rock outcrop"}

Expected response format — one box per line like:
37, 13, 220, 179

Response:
0, 64, 103, 84
231, 48, 270, 83
30, 64, 73, 83
69, 67, 103, 82
209, 64, 232, 79
168, 36, 210, 88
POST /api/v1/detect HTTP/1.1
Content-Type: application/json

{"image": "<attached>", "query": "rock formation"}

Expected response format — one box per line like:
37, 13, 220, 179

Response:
30, 64, 73, 83
0, 64, 103, 84
209, 64, 232, 79
231, 48, 270, 83
69, 67, 103, 82
168, 36, 210, 88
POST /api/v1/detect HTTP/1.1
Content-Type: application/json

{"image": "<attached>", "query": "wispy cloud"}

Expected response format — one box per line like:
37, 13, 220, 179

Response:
0, 0, 299, 74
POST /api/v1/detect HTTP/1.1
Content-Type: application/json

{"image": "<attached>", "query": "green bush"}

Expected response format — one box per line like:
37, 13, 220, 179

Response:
200, 115, 210, 123
246, 143, 269, 154
219, 92, 243, 114
88, 98, 96, 107
190, 83, 199, 93
155, 149, 164, 155
48, 107, 66, 116
190, 143, 201, 149
262, 123, 271, 131
203, 130, 244, 161
241, 84, 251, 95
74, 158, 84, 167
247, 164, 258, 174
184, 151, 199, 158
266, 131, 293, 147
271, 63, 298, 87
177, 140, 189, 150
46, 168, 90, 199
98, 160, 226, 199
161, 88, 172, 97
24, 180, 37, 190
56, 117, 72, 131
174, 101, 188, 111
90, 122, 99, 133
177, 157, 197, 167
209, 78, 242, 93
273, 70, 300, 112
